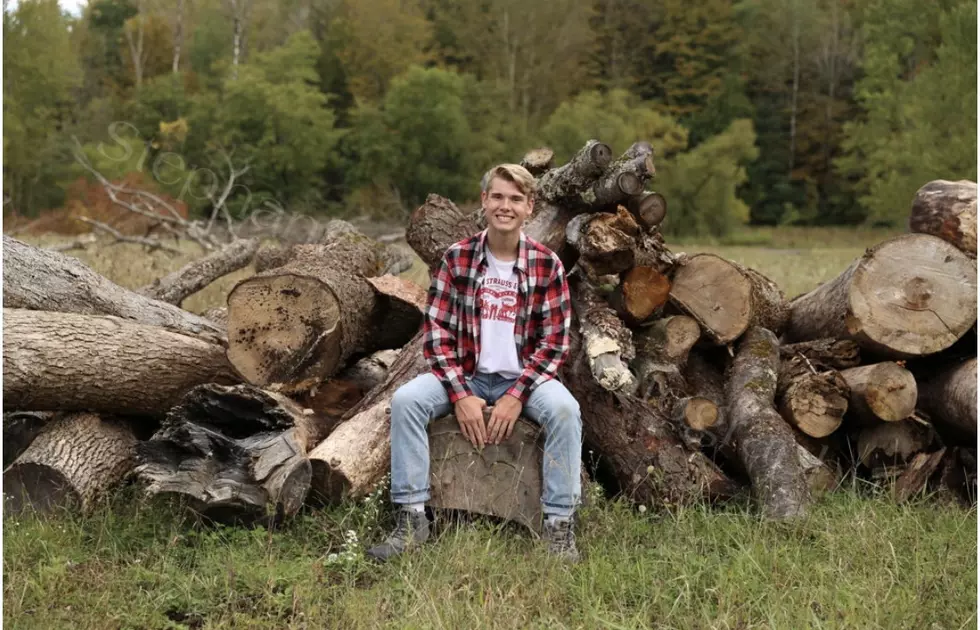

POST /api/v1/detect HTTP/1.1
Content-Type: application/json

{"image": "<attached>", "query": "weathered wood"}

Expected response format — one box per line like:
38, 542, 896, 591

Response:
671, 397, 718, 431
857, 419, 934, 470
563, 328, 738, 506
139, 238, 259, 306
225, 234, 396, 392
2, 235, 224, 343
565, 209, 639, 278
569, 273, 636, 393
583, 142, 655, 208
725, 327, 810, 519
777, 351, 849, 438
520, 147, 555, 176
894, 449, 947, 503
779, 339, 862, 371
536, 140, 613, 202
669, 254, 787, 345
428, 411, 545, 533
917, 357, 977, 438
631, 315, 700, 401
609, 267, 671, 326
2, 309, 237, 415
840, 362, 918, 424
296, 349, 399, 420
136, 384, 330, 521
795, 443, 840, 495
785, 234, 977, 358
525, 199, 580, 265
405, 195, 480, 270
4, 413, 138, 513
364, 274, 427, 350
627, 192, 667, 230
3, 412, 55, 468
909, 179, 977, 257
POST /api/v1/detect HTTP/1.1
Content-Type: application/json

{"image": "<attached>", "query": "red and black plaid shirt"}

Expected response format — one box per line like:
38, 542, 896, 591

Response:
423, 229, 572, 404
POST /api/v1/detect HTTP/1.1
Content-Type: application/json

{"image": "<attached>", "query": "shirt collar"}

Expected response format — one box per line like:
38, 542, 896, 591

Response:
477, 229, 528, 274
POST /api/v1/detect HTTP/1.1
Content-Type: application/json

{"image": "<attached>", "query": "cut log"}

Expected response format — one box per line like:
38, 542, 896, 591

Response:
583, 143, 655, 208
609, 267, 671, 326
669, 254, 788, 345
562, 327, 738, 506
840, 362, 917, 424
139, 238, 259, 306
908, 179, 977, 257
536, 140, 613, 202
296, 349, 399, 419
627, 192, 667, 230
428, 412, 545, 533
2, 309, 237, 415
631, 315, 700, 401
725, 327, 810, 519
569, 272, 636, 394
795, 443, 840, 495
3, 235, 224, 343
916, 357, 977, 438
520, 147, 555, 176
565, 209, 639, 278
4, 413, 137, 513
225, 234, 397, 392
3, 412, 55, 468
136, 384, 330, 521
857, 418, 934, 470
671, 397, 718, 431
785, 234, 977, 358
405, 194, 480, 270
309, 333, 428, 502
779, 339, 862, 371
776, 351, 849, 438
525, 199, 580, 265
364, 274, 427, 350
254, 244, 296, 273
894, 449, 947, 503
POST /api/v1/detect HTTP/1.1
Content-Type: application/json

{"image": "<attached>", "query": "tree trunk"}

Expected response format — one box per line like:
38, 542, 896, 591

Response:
172, 0, 183, 73
779, 338, 861, 370
3, 236, 224, 343
627, 192, 667, 230
583, 142, 655, 208
569, 273, 636, 394
631, 315, 700, 401
309, 333, 428, 502
562, 328, 738, 506
840, 362, 918, 423
784, 234, 976, 358
3, 309, 237, 415
535, 140, 612, 202
525, 199, 579, 265
671, 397, 718, 431
139, 238, 259, 306
565, 209, 639, 278
405, 194, 479, 270
520, 147, 554, 176
669, 254, 788, 345
4, 413, 137, 513
225, 235, 403, 392
136, 384, 330, 521
908, 179, 977, 257
725, 327, 810, 519
917, 358, 977, 438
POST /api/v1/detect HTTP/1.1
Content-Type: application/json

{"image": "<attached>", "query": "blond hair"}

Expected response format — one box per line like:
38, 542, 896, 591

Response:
481, 164, 536, 199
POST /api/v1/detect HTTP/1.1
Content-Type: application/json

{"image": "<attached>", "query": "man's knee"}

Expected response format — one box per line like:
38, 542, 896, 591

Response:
391, 374, 445, 422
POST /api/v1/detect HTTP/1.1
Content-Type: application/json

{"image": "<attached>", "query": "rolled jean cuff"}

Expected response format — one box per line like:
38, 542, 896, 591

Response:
391, 488, 431, 504
542, 500, 578, 518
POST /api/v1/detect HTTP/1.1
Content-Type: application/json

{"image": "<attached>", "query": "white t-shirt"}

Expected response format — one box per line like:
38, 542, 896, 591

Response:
475, 249, 523, 378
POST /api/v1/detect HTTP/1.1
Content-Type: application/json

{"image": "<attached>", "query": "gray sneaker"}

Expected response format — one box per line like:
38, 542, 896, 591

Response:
366, 507, 430, 562
542, 518, 580, 563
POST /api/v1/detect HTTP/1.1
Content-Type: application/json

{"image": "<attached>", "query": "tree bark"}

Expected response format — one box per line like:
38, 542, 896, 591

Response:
669, 253, 788, 345
583, 142, 655, 208
136, 384, 330, 521
857, 419, 934, 470
565, 209, 639, 278
520, 147, 555, 176
406, 194, 480, 270
3, 309, 237, 415
779, 339, 861, 371
569, 273, 636, 394
3, 236, 224, 343
4, 413, 137, 513
536, 140, 612, 202
840, 362, 918, 423
225, 234, 398, 392
631, 315, 700, 401
917, 357, 977, 438
296, 350, 399, 420
725, 327, 810, 519
776, 351, 849, 438
3, 412, 54, 468
894, 449, 947, 503
784, 234, 977, 358
139, 238, 259, 306
908, 179, 977, 257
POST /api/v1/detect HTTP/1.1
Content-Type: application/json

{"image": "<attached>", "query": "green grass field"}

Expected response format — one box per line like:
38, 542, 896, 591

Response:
5, 225, 976, 629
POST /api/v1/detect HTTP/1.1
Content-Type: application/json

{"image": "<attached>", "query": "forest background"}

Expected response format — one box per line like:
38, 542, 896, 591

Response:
3, 0, 977, 238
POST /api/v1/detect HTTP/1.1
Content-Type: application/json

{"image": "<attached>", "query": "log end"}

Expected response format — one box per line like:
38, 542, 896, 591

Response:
3, 463, 81, 514
864, 362, 918, 422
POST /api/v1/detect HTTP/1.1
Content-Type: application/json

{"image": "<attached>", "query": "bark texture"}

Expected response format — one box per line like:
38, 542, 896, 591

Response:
917, 358, 977, 438
908, 179, 977, 257
3, 309, 237, 415
3, 235, 224, 343
406, 195, 480, 270
139, 238, 259, 306
570, 273, 636, 394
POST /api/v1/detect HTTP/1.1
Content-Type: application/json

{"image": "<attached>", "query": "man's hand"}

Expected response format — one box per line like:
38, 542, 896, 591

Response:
487, 394, 522, 445
454, 395, 488, 448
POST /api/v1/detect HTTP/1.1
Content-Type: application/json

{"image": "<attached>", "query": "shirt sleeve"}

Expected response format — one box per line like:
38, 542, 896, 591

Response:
505, 259, 572, 404
422, 254, 475, 403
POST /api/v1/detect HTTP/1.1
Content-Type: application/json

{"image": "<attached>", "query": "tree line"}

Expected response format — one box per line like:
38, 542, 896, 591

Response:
3, 0, 976, 237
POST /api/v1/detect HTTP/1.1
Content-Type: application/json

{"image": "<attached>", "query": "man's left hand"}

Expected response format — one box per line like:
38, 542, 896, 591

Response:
486, 394, 522, 445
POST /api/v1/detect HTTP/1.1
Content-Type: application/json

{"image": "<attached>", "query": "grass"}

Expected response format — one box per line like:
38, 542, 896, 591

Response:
5, 225, 975, 628
4, 485, 976, 630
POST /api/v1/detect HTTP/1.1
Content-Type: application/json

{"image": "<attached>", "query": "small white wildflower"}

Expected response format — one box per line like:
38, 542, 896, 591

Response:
646, 465, 655, 475
638, 505, 647, 513
327, 553, 338, 563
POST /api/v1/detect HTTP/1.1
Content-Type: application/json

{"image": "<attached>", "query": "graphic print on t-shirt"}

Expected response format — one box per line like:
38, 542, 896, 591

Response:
479, 277, 519, 323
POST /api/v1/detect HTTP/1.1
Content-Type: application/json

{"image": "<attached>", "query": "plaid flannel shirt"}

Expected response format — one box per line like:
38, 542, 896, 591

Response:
423, 229, 572, 405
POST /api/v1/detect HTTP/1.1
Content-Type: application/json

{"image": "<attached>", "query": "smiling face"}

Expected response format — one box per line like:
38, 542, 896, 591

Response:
481, 176, 534, 236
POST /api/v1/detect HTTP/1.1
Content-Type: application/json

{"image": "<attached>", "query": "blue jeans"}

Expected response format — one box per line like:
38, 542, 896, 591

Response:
389, 371, 582, 518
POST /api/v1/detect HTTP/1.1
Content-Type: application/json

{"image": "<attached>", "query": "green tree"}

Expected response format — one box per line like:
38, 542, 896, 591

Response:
3, 0, 83, 215
838, 0, 976, 225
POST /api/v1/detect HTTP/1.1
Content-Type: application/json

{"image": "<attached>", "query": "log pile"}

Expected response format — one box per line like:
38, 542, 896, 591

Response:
4, 146, 976, 523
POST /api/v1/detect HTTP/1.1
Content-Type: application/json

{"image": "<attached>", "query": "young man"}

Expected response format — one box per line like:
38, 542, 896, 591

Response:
366, 164, 582, 562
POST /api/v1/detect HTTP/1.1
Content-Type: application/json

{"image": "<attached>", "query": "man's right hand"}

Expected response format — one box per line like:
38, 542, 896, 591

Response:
454, 395, 488, 448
